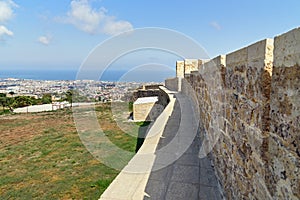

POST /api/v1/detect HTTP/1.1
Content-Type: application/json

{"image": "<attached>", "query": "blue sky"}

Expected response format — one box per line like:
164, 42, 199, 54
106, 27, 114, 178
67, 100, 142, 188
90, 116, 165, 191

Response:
0, 0, 299, 71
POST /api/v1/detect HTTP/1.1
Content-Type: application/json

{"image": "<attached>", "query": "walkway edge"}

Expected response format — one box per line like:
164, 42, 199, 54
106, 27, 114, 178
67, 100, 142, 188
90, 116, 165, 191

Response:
99, 86, 177, 200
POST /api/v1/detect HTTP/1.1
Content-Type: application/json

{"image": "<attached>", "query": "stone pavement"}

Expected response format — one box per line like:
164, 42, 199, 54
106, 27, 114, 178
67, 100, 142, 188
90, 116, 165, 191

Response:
144, 92, 224, 200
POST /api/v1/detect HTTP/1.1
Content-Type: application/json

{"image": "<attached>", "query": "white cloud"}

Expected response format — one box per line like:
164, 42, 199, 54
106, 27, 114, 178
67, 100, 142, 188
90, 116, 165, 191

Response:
0, 0, 17, 23
63, 0, 133, 35
38, 35, 51, 45
0, 25, 13, 37
103, 18, 133, 35
0, 0, 17, 39
210, 21, 222, 31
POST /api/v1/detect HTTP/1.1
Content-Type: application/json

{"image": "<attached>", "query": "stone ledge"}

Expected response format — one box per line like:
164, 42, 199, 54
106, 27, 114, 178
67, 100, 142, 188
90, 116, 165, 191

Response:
99, 86, 176, 200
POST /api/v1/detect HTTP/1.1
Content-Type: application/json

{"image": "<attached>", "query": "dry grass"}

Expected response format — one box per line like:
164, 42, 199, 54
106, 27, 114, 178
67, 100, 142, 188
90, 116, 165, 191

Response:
0, 103, 140, 199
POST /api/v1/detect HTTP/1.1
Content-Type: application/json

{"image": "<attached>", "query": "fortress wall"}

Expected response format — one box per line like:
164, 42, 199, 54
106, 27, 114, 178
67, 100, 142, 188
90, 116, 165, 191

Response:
184, 59, 199, 75
174, 28, 299, 199
182, 56, 227, 197
181, 77, 200, 119
267, 28, 300, 199
176, 61, 185, 78
222, 38, 274, 199
198, 56, 226, 137
200, 55, 228, 194
181, 58, 216, 133
181, 28, 300, 198
176, 59, 206, 79
165, 77, 179, 91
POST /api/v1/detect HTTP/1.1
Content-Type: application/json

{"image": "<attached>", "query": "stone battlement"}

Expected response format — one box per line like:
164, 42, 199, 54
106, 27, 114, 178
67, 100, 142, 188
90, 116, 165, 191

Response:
169, 27, 300, 199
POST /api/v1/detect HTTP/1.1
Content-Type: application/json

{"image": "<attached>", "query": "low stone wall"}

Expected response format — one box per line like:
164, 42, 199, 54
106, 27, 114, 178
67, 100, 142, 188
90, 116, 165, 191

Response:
132, 89, 161, 102
165, 77, 179, 91
158, 86, 170, 107
100, 86, 175, 200
133, 85, 169, 108
133, 97, 160, 122
179, 28, 300, 199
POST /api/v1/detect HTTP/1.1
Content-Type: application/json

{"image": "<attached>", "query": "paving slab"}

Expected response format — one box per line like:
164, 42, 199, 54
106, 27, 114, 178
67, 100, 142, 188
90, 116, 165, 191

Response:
144, 93, 224, 200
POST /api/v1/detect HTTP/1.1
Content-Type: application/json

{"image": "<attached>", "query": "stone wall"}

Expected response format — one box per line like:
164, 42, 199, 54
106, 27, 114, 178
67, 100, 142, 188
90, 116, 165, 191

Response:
133, 97, 159, 121
221, 38, 274, 199
132, 89, 161, 102
176, 59, 205, 78
165, 77, 179, 91
133, 86, 170, 122
158, 86, 170, 108
267, 28, 300, 199
176, 61, 185, 78
170, 27, 300, 199
184, 59, 199, 75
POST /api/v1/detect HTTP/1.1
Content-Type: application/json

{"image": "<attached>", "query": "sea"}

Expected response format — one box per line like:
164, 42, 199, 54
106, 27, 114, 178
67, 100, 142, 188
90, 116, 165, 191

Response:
0, 69, 78, 81
0, 69, 174, 82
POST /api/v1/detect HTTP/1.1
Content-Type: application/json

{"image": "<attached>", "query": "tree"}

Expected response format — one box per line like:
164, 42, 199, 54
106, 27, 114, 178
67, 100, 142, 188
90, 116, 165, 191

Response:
0, 96, 6, 112
13, 96, 32, 108
65, 90, 74, 108
0, 93, 13, 112
41, 94, 52, 104
65, 89, 88, 108
8, 91, 15, 97
6, 97, 14, 111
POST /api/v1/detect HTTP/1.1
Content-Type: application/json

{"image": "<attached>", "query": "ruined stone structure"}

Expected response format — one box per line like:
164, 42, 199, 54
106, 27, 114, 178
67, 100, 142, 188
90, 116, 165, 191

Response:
133, 96, 160, 121
132, 85, 170, 119
132, 84, 170, 105
168, 28, 300, 199
132, 85, 162, 102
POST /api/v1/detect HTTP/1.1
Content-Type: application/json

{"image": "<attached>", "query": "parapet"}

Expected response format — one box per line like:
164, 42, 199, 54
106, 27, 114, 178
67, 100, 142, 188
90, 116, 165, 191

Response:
176, 27, 300, 199
176, 61, 185, 78
176, 59, 208, 77
274, 27, 300, 67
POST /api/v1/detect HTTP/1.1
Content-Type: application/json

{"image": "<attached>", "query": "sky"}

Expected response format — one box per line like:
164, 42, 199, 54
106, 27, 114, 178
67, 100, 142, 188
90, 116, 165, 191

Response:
0, 0, 299, 73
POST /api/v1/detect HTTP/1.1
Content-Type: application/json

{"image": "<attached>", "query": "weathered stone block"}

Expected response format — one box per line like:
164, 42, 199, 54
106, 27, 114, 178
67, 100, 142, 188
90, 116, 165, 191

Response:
184, 59, 199, 74
226, 46, 247, 68
269, 27, 300, 199
267, 136, 300, 199
274, 27, 300, 67
165, 77, 179, 91
176, 60, 185, 78
133, 96, 160, 121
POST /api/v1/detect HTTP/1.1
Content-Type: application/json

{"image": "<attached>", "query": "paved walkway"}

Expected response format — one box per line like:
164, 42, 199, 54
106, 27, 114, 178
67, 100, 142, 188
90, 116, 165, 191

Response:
144, 93, 223, 200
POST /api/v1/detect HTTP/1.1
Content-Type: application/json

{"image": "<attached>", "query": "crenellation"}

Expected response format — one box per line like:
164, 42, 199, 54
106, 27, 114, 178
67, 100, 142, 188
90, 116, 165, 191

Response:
167, 27, 300, 199
268, 27, 300, 199
184, 59, 199, 75
226, 46, 247, 67
274, 27, 300, 67
176, 60, 185, 77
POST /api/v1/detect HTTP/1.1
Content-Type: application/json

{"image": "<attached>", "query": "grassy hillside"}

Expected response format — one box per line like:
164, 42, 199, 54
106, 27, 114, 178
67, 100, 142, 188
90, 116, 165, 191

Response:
0, 103, 140, 199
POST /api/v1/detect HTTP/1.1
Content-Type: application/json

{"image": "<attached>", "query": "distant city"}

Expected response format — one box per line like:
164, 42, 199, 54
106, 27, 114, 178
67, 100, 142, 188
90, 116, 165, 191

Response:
0, 78, 162, 103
